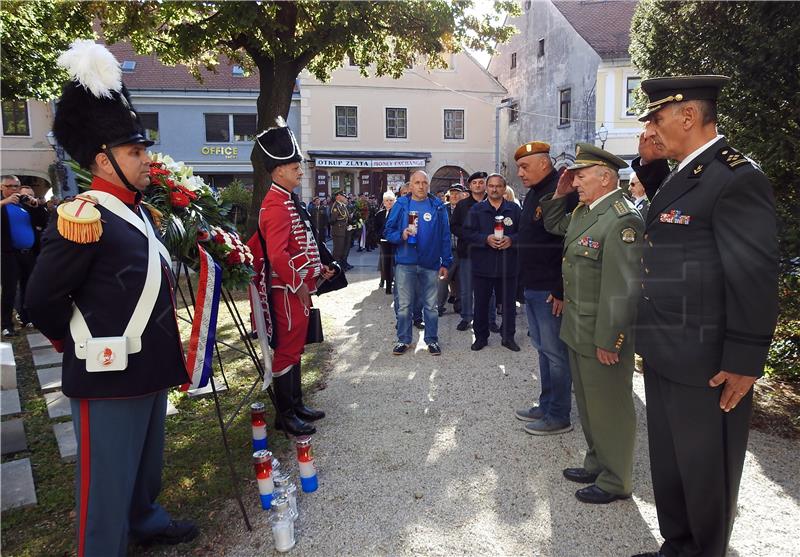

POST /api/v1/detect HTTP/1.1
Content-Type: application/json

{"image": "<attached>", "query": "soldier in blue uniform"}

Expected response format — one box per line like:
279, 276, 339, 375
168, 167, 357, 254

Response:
630, 75, 779, 557
25, 40, 197, 555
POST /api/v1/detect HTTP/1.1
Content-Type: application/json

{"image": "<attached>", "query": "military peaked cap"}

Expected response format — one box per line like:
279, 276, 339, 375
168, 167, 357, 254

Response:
567, 143, 629, 172
638, 75, 730, 121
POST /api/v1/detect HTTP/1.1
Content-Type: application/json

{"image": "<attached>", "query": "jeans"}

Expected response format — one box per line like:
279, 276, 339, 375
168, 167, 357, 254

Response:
437, 256, 459, 310
458, 258, 496, 323
395, 264, 439, 344
524, 288, 572, 425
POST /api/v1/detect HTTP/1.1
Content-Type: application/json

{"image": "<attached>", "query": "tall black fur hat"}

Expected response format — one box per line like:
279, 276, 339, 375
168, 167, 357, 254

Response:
256, 117, 303, 172
52, 40, 153, 169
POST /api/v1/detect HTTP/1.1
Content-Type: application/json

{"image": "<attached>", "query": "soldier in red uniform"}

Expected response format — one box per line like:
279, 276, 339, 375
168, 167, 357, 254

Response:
251, 120, 336, 435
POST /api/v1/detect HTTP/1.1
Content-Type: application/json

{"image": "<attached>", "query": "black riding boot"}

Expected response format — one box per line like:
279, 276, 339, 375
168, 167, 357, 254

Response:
292, 363, 325, 421
273, 371, 315, 435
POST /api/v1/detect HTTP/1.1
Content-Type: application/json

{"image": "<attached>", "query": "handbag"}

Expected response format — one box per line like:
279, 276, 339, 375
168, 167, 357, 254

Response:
305, 307, 324, 345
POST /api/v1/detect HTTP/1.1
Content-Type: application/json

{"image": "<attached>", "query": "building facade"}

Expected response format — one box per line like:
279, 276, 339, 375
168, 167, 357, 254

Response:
298, 52, 507, 199
489, 0, 638, 186
0, 99, 57, 195
105, 42, 300, 191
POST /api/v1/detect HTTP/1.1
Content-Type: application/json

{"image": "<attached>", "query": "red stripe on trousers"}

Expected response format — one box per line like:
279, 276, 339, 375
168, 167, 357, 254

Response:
78, 400, 91, 557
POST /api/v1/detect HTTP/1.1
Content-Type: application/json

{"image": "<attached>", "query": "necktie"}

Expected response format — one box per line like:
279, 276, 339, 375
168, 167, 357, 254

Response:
652, 165, 680, 201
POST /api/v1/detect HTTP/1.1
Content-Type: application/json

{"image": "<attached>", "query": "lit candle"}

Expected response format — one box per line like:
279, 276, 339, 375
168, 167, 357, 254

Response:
270, 494, 296, 552
494, 215, 505, 239
295, 435, 318, 493
252, 449, 274, 510
250, 402, 268, 451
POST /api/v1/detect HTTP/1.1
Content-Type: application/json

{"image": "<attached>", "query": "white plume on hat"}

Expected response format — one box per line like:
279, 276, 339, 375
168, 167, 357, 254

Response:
57, 39, 122, 99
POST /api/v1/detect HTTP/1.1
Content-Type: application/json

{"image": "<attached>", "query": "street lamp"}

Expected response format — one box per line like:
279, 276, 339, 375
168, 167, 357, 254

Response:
46, 131, 71, 198
596, 123, 608, 149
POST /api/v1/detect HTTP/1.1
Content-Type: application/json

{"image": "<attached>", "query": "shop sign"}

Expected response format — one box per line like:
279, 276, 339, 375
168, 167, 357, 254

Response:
315, 158, 425, 168
201, 146, 239, 159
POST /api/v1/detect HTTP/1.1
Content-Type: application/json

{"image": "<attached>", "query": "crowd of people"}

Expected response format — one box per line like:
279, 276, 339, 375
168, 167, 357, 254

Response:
0, 39, 780, 557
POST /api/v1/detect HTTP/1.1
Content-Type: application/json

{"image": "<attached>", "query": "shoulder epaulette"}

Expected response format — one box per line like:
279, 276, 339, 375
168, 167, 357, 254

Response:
141, 202, 163, 229
613, 199, 634, 218
716, 147, 751, 170
56, 194, 103, 243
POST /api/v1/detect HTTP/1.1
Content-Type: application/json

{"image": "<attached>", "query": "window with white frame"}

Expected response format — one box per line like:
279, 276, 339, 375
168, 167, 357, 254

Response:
559, 88, 571, 126
444, 109, 464, 140
139, 112, 160, 143
204, 113, 257, 142
385, 107, 407, 139
626, 76, 641, 116
1, 100, 29, 136
335, 106, 358, 137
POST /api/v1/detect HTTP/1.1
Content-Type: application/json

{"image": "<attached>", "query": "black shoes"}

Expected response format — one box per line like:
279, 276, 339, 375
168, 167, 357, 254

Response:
501, 338, 521, 352
138, 519, 198, 546
456, 320, 472, 331
489, 322, 501, 334
471, 338, 488, 351
437, 307, 446, 316
274, 410, 316, 435
393, 342, 409, 355
563, 467, 599, 484
413, 319, 425, 330
295, 404, 325, 421
385, 286, 392, 294
428, 342, 442, 356
575, 484, 630, 504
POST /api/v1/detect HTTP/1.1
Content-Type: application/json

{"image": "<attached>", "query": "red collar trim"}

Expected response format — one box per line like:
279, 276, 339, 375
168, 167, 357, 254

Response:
90, 176, 141, 206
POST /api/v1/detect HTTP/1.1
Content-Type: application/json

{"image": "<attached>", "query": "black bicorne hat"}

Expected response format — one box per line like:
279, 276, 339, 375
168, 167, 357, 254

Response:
256, 117, 303, 172
53, 40, 153, 169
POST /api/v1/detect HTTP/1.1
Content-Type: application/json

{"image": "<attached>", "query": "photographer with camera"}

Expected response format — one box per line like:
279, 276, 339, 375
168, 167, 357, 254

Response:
1, 175, 48, 336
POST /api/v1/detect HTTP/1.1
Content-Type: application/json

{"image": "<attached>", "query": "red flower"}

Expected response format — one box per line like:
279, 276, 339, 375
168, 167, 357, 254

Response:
177, 185, 198, 200
170, 191, 190, 208
226, 250, 242, 265
197, 229, 210, 242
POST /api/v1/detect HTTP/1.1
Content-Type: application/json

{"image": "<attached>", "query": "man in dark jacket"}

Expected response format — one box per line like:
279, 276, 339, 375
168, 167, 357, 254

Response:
464, 173, 521, 351
631, 75, 779, 557
450, 171, 497, 332
513, 141, 578, 435
25, 41, 196, 554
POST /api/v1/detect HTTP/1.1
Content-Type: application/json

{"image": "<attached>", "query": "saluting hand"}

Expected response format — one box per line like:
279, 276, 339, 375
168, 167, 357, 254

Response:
709, 371, 757, 412
553, 170, 576, 199
637, 129, 665, 165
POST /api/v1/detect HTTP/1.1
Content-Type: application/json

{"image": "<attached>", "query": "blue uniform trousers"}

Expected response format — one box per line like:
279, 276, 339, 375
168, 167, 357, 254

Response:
71, 390, 171, 556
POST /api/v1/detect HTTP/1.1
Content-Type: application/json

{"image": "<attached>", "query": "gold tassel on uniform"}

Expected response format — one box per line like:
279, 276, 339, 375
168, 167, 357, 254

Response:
56, 194, 103, 243
142, 202, 163, 229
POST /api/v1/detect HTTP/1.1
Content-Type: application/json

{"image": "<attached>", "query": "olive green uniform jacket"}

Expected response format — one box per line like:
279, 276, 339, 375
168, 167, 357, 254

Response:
541, 189, 644, 357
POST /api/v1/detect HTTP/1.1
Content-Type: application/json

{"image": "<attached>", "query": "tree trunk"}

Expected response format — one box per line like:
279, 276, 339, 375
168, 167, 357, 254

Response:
246, 57, 299, 237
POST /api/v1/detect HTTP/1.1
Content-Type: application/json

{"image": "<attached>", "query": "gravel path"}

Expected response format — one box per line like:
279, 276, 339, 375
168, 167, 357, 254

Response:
226, 251, 800, 557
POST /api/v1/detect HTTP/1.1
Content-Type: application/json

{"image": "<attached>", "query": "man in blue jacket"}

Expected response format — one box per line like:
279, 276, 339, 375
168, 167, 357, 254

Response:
464, 173, 522, 352
385, 170, 452, 356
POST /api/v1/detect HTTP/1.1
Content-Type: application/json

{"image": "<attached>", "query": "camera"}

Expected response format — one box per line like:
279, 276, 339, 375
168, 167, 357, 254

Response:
18, 194, 31, 204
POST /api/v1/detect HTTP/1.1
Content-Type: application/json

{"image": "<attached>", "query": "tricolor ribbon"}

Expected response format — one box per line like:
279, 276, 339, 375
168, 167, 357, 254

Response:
182, 244, 222, 391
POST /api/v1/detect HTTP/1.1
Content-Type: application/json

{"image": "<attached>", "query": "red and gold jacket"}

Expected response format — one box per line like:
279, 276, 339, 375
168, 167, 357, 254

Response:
258, 182, 322, 293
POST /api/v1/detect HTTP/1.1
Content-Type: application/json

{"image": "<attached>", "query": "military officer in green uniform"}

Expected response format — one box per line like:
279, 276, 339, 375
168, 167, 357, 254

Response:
631, 76, 779, 557
541, 143, 644, 504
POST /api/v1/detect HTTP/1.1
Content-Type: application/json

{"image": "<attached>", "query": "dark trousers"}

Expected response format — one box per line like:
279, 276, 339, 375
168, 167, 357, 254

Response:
644, 363, 752, 557
332, 232, 348, 266
473, 274, 516, 341
1, 249, 35, 329
71, 390, 172, 556
378, 240, 394, 288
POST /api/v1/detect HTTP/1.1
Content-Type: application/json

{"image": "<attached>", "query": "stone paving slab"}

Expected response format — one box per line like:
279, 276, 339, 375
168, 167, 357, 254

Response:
1, 418, 28, 455
44, 391, 71, 419
187, 381, 228, 397
1, 362, 16, 391
1, 458, 37, 511
37, 367, 62, 392
53, 421, 77, 462
1, 389, 22, 416
32, 347, 62, 368
26, 332, 52, 351
0, 342, 15, 390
